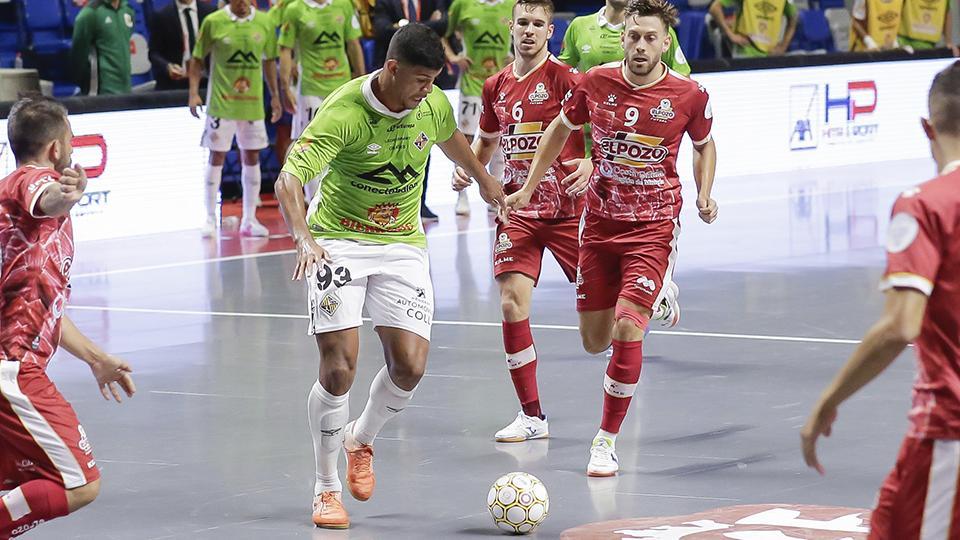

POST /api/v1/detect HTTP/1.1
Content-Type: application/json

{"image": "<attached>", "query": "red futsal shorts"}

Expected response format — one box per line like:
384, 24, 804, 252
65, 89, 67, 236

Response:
576, 212, 679, 313
0, 360, 100, 490
493, 214, 580, 285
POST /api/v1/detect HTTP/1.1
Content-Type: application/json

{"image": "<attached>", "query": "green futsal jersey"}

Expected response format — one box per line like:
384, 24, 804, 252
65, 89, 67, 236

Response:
446, 0, 515, 97
282, 74, 457, 248
192, 7, 278, 121
559, 9, 690, 76
279, 0, 362, 98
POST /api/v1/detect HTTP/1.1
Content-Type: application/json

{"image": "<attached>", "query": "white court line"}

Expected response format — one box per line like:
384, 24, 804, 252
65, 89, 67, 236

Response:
150, 390, 261, 399
66, 305, 863, 346
614, 491, 740, 502
71, 226, 497, 279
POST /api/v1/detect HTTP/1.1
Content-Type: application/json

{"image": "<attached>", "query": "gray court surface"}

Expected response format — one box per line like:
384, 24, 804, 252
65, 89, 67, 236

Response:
28, 157, 933, 538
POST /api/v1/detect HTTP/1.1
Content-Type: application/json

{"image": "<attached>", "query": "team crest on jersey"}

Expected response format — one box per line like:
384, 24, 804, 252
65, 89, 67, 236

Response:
324, 57, 340, 71
650, 99, 675, 122
252, 32, 264, 43
319, 292, 341, 317
413, 132, 429, 151
501, 122, 543, 160
368, 203, 400, 228
599, 132, 669, 167
123, 13, 133, 28
233, 76, 252, 93
494, 232, 513, 254
527, 83, 549, 105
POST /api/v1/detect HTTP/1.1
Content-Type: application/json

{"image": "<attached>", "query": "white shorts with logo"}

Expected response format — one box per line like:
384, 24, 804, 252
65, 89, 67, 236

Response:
201, 115, 269, 152
458, 94, 482, 139
292, 95, 325, 139
306, 239, 434, 341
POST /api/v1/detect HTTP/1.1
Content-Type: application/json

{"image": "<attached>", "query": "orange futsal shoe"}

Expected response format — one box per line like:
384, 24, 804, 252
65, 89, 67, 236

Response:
343, 421, 376, 501
312, 491, 349, 529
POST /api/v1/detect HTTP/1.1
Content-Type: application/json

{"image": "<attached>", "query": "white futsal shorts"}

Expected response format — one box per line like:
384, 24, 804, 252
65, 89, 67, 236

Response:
458, 94, 482, 139
292, 94, 325, 139
306, 238, 434, 341
201, 115, 268, 152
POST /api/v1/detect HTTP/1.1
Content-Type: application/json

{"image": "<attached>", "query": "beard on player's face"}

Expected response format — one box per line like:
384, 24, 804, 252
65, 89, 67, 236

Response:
625, 50, 660, 77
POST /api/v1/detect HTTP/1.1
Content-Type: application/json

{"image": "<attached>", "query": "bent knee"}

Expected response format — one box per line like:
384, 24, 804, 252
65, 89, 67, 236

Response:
581, 334, 611, 355
67, 479, 100, 513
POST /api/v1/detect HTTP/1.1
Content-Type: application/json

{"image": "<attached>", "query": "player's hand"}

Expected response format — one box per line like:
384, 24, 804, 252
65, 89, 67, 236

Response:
283, 87, 298, 115
478, 176, 509, 224
560, 158, 593, 197
60, 165, 88, 204
452, 166, 473, 192
505, 186, 533, 212
800, 402, 838, 476
697, 197, 718, 224
168, 63, 187, 80
728, 32, 750, 47
430, 9, 443, 21
293, 236, 330, 281
771, 42, 788, 55
270, 96, 283, 123
89, 354, 136, 403
949, 42, 960, 57
451, 54, 472, 72
188, 93, 203, 118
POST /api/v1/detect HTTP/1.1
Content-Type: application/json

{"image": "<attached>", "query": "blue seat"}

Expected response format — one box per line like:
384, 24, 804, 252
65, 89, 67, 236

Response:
128, 0, 150, 37
20, 0, 71, 54
62, 0, 84, 30
361, 38, 375, 73
676, 10, 706, 60
816, 0, 845, 9
548, 16, 569, 57
799, 9, 834, 51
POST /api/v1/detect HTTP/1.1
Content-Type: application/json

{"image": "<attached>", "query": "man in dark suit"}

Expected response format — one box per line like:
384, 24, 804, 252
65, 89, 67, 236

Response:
148, 0, 216, 90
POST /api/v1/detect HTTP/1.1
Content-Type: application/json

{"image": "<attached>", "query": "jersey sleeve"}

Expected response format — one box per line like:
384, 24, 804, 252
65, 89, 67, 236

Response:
558, 20, 579, 68
445, 0, 461, 38
263, 19, 279, 59
880, 195, 942, 296
432, 88, 458, 142
15, 170, 61, 219
477, 75, 501, 138
345, 4, 363, 41
282, 107, 355, 185
665, 27, 691, 76
685, 84, 713, 146
278, 9, 297, 49
784, 0, 798, 18
192, 16, 213, 59
560, 73, 589, 129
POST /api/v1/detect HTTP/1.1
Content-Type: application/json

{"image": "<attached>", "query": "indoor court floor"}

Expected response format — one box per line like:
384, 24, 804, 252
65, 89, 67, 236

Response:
29, 156, 935, 538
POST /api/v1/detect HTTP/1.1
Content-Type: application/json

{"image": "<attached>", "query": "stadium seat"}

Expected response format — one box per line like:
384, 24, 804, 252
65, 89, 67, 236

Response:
128, 0, 150, 37
799, 9, 835, 52
824, 7, 851, 51
62, 0, 84, 31
817, 0, 846, 8
20, 0, 71, 54
676, 10, 707, 60
149, 0, 177, 13
549, 16, 569, 57
361, 38, 375, 73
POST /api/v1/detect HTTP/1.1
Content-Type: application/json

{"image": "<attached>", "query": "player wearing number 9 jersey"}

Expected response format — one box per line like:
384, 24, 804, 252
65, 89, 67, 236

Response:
274, 24, 506, 529
507, 0, 719, 477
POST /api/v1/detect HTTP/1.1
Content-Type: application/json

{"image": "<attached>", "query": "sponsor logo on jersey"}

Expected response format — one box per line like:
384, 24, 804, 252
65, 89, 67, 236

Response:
475, 31, 506, 46
635, 275, 656, 294
527, 83, 549, 105
357, 163, 419, 186
61, 257, 73, 277
649, 99, 675, 122
599, 132, 669, 167
368, 203, 400, 228
78, 426, 92, 454
494, 232, 513, 253
321, 57, 341, 72
581, 44, 592, 53
413, 131, 429, 151
575, 266, 584, 287
755, 0, 779, 15
226, 50, 259, 66
605, 94, 618, 106
319, 292, 341, 316
366, 143, 381, 155
232, 76, 252, 93
27, 176, 52, 193
313, 30, 342, 46
501, 122, 544, 160
416, 287, 427, 298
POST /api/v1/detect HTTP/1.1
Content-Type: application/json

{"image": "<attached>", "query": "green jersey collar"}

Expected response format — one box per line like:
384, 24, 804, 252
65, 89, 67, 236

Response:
597, 8, 624, 30
226, 5, 256, 22
303, 0, 333, 8
362, 70, 416, 119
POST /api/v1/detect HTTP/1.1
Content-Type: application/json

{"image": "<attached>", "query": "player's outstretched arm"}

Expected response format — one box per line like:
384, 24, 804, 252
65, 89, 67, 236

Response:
507, 115, 572, 210
692, 138, 718, 224
438, 130, 506, 213
37, 166, 87, 218
60, 316, 136, 403
275, 171, 330, 280
800, 288, 927, 475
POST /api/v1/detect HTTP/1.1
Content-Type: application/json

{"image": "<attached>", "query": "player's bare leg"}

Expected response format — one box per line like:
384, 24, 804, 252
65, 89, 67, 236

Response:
308, 328, 359, 528
202, 151, 227, 237
494, 273, 549, 442
579, 307, 616, 355
0, 479, 99, 537
343, 326, 427, 502
239, 149, 268, 237
582, 300, 649, 477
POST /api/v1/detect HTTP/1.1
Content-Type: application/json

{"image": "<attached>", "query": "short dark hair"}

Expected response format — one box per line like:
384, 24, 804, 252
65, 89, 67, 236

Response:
929, 60, 960, 136
386, 23, 446, 71
625, 0, 679, 31
6, 94, 68, 162
514, 0, 555, 17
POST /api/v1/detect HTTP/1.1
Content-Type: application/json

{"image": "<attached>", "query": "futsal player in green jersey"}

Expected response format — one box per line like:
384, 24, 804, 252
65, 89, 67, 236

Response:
443, 0, 515, 216
189, 0, 282, 237
274, 24, 508, 529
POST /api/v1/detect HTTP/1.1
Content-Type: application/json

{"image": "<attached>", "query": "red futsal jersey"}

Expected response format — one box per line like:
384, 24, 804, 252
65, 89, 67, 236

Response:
478, 55, 585, 219
0, 165, 74, 370
880, 162, 960, 440
560, 61, 713, 222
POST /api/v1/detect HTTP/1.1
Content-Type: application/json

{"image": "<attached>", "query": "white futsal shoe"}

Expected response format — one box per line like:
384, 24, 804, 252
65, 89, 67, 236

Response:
495, 412, 549, 442
586, 436, 619, 477
240, 219, 269, 237
652, 281, 681, 328
455, 190, 471, 216
201, 217, 217, 238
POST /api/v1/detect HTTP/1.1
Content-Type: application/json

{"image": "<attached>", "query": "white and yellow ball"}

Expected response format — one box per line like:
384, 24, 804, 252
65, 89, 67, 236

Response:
486, 472, 549, 534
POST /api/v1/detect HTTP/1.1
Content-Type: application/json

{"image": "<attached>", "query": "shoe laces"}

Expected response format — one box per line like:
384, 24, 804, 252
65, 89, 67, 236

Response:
591, 438, 614, 459
318, 492, 341, 511
351, 445, 373, 474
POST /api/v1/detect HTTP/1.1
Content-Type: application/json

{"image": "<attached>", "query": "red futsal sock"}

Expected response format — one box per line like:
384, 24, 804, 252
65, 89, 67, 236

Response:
600, 339, 644, 434
0, 479, 70, 537
503, 319, 542, 418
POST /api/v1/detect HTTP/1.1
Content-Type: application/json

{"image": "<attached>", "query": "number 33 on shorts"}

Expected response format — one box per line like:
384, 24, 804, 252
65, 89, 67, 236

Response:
307, 262, 353, 332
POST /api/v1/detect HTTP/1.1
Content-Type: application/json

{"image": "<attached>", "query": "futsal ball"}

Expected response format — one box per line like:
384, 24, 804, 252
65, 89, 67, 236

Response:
486, 472, 549, 534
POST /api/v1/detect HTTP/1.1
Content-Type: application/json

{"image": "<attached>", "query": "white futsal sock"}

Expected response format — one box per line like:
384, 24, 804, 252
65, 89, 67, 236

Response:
352, 366, 416, 446
204, 164, 223, 222
241, 163, 261, 223
308, 380, 349, 494
595, 429, 618, 446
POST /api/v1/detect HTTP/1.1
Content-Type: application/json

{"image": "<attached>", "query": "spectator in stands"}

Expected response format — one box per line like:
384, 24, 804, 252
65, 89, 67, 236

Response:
148, 0, 216, 90
372, 1, 448, 221
898, 0, 958, 54
70, 0, 136, 95
708, 0, 798, 57
850, 0, 903, 50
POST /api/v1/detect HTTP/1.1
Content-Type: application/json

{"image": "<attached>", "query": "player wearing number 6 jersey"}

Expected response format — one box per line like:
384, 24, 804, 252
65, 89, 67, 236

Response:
275, 24, 506, 529
507, 0, 719, 477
